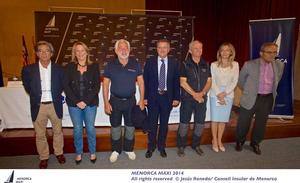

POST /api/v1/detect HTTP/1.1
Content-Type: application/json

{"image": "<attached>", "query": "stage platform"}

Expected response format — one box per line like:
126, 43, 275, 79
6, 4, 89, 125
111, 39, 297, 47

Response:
1, 101, 300, 156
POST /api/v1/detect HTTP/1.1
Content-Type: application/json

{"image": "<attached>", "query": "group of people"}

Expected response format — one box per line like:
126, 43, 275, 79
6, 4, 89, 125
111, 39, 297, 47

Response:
22, 38, 284, 169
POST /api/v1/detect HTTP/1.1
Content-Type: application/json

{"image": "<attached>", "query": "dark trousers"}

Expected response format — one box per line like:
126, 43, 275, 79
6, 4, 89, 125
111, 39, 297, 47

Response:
236, 94, 273, 145
147, 93, 172, 152
109, 96, 136, 153
177, 99, 206, 148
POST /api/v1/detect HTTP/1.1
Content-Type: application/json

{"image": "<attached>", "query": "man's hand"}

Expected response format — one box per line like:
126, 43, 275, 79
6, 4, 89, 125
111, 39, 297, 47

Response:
192, 92, 204, 103
144, 99, 148, 106
104, 102, 112, 115
138, 100, 145, 110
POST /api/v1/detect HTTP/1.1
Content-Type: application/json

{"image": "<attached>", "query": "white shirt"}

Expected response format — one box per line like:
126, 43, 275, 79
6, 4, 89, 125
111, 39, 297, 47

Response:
210, 61, 239, 98
157, 56, 168, 91
39, 61, 53, 102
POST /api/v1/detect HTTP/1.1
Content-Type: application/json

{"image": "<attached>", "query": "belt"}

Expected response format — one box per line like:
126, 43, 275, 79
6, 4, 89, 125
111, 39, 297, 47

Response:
257, 93, 272, 97
41, 101, 53, 104
111, 94, 134, 100
158, 90, 167, 95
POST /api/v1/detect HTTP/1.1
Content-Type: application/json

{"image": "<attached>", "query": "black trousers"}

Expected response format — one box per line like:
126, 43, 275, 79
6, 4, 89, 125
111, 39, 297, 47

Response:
109, 96, 136, 153
236, 94, 273, 145
177, 99, 207, 148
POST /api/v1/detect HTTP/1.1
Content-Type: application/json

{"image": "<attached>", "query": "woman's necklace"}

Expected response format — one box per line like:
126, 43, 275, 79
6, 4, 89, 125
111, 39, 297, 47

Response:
78, 62, 87, 67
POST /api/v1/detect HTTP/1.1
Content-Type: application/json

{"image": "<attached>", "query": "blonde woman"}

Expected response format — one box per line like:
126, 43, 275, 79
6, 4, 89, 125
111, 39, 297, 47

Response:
210, 42, 239, 152
63, 41, 100, 164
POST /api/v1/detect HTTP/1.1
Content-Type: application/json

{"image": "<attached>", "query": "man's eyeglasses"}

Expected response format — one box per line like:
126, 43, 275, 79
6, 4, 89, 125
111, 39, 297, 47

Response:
38, 50, 51, 53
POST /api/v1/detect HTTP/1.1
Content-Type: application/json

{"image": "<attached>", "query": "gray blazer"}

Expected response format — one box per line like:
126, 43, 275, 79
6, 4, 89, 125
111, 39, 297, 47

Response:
238, 58, 284, 110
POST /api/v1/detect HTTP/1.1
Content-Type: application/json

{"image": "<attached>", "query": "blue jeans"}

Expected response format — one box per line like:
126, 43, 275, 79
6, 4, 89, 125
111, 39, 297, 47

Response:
68, 105, 97, 155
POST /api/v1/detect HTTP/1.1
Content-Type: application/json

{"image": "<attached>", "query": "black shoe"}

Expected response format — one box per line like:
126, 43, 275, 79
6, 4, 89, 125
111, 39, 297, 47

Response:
177, 147, 185, 157
90, 155, 97, 164
145, 150, 154, 158
75, 155, 82, 165
235, 142, 244, 152
160, 150, 167, 158
250, 143, 261, 155
193, 146, 204, 156
75, 159, 81, 165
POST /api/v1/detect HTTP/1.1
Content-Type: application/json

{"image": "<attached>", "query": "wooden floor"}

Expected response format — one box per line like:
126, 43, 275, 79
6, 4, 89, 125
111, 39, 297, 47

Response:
1, 101, 300, 156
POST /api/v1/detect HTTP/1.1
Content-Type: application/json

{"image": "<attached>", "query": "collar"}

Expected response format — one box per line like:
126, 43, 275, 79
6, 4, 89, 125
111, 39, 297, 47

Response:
39, 61, 51, 69
158, 56, 168, 62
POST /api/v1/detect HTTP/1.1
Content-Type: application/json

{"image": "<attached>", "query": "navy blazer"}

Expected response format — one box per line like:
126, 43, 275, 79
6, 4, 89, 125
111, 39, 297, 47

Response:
22, 62, 64, 121
143, 56, 180, 105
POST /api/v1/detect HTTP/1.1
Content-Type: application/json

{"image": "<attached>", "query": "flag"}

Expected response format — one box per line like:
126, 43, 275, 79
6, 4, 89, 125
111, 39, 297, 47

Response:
0, 59, 3, 87
32, 35, 37, 62
22, 35, 29, 66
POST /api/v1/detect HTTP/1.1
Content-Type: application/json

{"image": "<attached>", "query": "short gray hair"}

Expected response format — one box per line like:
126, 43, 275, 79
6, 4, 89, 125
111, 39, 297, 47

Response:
114, 39, 130, 51
35, 41, 54, 54
189, 40, 203, 51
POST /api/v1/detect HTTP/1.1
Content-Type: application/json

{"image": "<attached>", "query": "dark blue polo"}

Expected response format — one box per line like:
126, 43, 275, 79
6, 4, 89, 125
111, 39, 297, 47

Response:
103, 59, 142, 98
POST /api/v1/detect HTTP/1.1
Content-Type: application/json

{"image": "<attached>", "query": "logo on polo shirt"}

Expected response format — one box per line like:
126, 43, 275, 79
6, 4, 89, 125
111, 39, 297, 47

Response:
128, 69, 137, 72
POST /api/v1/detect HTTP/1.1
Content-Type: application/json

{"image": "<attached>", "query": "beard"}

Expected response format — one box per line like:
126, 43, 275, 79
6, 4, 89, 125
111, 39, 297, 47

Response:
118, 52, 129, 60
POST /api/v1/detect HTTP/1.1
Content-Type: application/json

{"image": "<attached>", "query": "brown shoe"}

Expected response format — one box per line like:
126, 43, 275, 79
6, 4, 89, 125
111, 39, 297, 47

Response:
56, 154, 66, 164
39, 159, 48, 169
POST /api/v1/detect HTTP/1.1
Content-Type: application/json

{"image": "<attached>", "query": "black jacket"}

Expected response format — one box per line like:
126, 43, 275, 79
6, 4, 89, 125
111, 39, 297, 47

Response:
180, 57, 211, 100
63, 62, 100, 107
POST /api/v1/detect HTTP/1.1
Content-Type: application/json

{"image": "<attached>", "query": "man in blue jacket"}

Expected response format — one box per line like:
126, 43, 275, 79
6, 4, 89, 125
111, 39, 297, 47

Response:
144, 39, 180, 158
22, 41, 65, 168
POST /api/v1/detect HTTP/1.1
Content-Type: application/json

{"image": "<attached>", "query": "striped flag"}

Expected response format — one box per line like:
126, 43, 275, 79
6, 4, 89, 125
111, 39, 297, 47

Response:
22, 35, 29, 66
0, 59, 3, 87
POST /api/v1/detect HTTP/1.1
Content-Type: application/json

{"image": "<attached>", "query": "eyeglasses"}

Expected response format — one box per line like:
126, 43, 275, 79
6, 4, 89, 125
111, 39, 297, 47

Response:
38, 50, 51, 54
262, 50, 277, 55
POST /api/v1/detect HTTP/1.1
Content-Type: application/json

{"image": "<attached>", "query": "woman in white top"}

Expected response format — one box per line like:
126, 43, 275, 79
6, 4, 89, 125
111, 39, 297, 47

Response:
210, 42, 239, 152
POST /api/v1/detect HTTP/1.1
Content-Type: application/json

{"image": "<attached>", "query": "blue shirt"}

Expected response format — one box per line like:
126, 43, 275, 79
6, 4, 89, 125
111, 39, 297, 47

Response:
103, 59, 142, 98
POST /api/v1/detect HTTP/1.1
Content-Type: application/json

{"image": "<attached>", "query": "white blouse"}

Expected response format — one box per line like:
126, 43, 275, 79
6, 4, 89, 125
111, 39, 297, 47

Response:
210, 61, 239, 98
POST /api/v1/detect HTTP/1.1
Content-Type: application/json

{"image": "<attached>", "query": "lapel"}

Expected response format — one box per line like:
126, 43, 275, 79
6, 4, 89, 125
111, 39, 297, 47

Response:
255, 59, 261, 82
51, 63, 55, 88
34, 63, 42, 92
167, 57, 171, 86
271, 60, 278, 84
153, 57, 158, 82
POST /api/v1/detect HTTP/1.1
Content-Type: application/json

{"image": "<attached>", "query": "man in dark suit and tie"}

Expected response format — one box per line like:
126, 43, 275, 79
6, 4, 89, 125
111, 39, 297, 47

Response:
143, 39, 180, 158
235, 42, 284, 155
22, 41, 65, 168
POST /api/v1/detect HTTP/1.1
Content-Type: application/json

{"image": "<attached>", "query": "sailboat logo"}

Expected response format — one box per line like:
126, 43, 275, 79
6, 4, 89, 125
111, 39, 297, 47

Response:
4, 171, 14, 183
46, 15, 55, 27
274, 33, 281, 53
274, 33, 287, 63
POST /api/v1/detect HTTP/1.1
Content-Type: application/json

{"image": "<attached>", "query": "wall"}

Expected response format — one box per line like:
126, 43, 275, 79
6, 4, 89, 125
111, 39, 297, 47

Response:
0, 0, 145, 80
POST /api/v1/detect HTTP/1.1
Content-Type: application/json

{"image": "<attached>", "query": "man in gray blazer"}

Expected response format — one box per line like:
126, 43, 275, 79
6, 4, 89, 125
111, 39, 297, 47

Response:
235, 42, 284, 155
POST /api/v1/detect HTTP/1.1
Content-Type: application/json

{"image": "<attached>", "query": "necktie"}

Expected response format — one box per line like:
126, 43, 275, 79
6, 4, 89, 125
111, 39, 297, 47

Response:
159, 59, 165, 91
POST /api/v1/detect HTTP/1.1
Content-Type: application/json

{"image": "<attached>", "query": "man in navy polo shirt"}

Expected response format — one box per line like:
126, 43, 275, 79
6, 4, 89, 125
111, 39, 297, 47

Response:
103, 39, 145, 163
